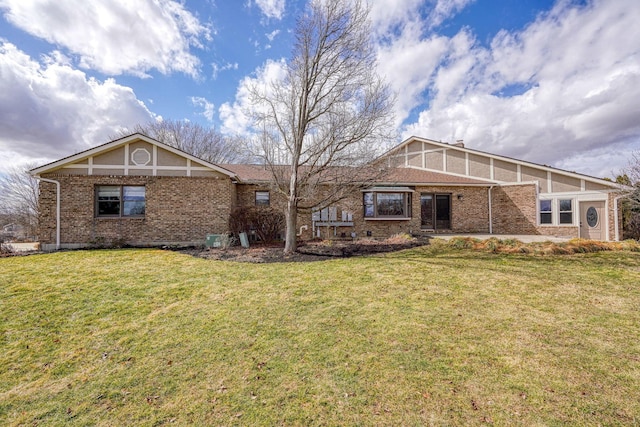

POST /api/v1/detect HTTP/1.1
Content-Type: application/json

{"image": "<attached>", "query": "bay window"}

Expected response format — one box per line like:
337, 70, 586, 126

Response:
363, 188, 412, 219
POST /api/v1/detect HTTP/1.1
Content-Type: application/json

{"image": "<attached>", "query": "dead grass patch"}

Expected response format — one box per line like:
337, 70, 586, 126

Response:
442, 236, 640, 255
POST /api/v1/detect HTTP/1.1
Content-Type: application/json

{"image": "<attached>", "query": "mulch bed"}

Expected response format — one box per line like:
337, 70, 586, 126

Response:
186, 237, 431, 263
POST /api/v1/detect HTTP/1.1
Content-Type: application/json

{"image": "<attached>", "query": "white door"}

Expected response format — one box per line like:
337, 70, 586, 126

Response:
579, 201, 605, 240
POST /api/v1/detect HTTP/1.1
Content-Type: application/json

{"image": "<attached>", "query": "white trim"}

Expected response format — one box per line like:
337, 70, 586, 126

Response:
384, 136, 621, 189
30, 133, 238, 178
152, 145, 158, 176
402, 165, 497, 184
124, 144, 130, 175
60, 164, 219, 172
547, 171, 552, 193
88, 156, 93, 175
614, 195, 625, 241
489, 158, 494, 180
465, 152, 469, 176
187, 159, 192, 177
498, 180, 539, 187
363, 186, 414, 192
442, 149, 446, 171
517, 164, 522, 182
539, 191, 609, 199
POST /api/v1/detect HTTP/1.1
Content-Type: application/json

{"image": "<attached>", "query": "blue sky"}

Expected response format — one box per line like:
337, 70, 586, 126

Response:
1, 0, 638, 179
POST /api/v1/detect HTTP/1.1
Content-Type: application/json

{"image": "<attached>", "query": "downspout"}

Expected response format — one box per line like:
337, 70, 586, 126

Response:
488, 185, 495, 234
35, 176, 60, 250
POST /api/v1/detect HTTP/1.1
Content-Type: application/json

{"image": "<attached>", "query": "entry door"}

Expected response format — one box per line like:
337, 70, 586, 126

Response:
421, 193, 451, 230
579, 201, 605, 240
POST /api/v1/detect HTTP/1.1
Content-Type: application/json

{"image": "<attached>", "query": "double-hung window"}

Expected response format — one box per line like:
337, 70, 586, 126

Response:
559, 199, 573, 224
364, 189, 412, 219
96, 186, 145, 217
539, 198, 574, 225
539, 200, 552, 224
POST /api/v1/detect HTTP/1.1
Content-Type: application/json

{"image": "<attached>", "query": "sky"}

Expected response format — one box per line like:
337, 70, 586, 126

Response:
0, 0, 639, 179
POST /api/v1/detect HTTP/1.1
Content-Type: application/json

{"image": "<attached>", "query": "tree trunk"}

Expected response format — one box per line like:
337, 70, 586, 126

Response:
284, 196, 298, 254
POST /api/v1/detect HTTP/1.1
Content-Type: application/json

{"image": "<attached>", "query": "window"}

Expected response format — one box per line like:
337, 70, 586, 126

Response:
559, 199, 573, 224
255, 191, 270, 206
539, 200, 552, 224
363, 191, 412, 219
97, 185, 145, 217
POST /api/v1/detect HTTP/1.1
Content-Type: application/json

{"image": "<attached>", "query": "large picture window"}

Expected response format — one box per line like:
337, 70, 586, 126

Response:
363, 190, 412, 219
97, 185, 145, 217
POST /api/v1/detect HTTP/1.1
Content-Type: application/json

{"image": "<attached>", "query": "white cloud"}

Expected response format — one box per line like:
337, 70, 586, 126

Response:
369, 0, 423, 35
0, 0, 211, 77
254, 0, 285, 20
0, 42, 156, 171
211, 61, 238, 80
376, 21, 449, 125
428, 0, 475, 29
191, 96, 215, 121
266, 29, 280, 42
401, 0, 640, 178
219, 58, 287, 135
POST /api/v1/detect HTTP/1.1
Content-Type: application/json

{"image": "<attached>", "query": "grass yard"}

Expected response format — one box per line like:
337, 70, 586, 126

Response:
1, 245, 639, 425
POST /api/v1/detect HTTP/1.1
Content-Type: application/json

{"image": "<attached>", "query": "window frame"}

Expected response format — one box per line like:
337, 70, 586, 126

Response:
539, 199, 552, 225
255, 191, 270, 206
96, 185, 146, 218
559, 199, 573, 225
363, 191, 412, 220
538, 197, 575, 226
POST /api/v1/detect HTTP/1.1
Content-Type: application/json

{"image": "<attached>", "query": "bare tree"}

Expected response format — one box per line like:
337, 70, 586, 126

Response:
118, 119, 249, 164
248, 0, 395, 254
0, 163, 40, 239
624, 152, 640, 209
621, 152, 640, 239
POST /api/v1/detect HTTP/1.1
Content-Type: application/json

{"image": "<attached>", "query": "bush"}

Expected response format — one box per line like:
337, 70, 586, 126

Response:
229, 206, 285, 243
0, 235, 15, 255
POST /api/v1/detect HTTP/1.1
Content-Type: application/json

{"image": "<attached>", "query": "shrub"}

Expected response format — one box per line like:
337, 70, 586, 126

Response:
448, 237, 478, 249
229, 206, 285, 243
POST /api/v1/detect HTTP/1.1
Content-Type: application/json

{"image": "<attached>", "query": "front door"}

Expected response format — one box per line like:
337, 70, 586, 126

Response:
421, 193, 451, 230
579, 201, 605, 240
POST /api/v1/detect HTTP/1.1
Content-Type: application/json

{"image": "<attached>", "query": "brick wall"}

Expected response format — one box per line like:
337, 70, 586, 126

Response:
491, 185, 538, 234
232, 185, 496, 240
491, 184, 580, 238
38, 174, 234, 248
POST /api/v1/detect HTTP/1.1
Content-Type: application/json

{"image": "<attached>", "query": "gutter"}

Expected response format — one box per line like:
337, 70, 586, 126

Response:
34, 176, 60, 250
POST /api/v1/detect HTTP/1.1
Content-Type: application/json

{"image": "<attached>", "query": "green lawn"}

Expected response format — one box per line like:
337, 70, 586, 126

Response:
1, 246, 639, 426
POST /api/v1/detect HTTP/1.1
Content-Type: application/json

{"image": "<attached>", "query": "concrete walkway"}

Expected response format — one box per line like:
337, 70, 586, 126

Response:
432, 234, 572, 243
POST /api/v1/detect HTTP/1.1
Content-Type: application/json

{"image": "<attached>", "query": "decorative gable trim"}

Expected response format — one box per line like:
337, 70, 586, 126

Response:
384, 136, 621, 190
30, 133, 238, 179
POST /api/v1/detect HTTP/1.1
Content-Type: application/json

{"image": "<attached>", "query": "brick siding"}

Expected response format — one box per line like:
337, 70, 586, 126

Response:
38, 174, 234, 248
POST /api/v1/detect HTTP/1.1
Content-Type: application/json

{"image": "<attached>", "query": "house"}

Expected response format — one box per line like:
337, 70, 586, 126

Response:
31, 133, 624, 251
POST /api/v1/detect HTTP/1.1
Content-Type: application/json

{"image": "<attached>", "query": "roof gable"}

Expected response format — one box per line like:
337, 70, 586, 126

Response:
30, 133, 237, 179
383, 136, 620, 191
